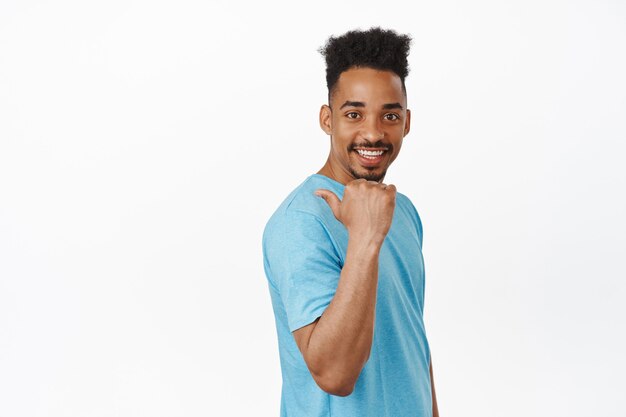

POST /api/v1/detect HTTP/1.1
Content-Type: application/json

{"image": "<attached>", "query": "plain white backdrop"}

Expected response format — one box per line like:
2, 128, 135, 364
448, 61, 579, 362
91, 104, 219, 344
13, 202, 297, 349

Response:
1, 0, 625, 416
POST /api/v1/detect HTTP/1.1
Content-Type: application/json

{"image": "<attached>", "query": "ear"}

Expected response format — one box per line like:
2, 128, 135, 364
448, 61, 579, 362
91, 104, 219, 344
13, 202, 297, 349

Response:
319, 104, 332, 135
403, 108, 411, 137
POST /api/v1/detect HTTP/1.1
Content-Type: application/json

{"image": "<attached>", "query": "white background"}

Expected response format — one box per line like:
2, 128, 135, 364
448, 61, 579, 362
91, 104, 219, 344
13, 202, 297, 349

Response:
1, 1, 625, 416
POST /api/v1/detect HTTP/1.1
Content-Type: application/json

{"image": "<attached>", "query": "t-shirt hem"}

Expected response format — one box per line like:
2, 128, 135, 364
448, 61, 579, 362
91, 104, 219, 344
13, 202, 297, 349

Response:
288, 309, 326, 333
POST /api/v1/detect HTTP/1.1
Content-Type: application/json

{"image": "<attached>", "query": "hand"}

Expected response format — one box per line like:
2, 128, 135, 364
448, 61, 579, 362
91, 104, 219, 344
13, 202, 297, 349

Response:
315, 179, 396, 244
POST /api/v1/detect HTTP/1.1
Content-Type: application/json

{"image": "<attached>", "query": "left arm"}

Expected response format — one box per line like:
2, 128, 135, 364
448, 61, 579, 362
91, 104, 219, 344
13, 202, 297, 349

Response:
430, 357, 439, 417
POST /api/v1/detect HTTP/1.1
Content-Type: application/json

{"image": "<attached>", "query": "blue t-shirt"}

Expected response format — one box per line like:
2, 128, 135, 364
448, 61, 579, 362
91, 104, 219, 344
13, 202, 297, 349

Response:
263, 174, 432, 417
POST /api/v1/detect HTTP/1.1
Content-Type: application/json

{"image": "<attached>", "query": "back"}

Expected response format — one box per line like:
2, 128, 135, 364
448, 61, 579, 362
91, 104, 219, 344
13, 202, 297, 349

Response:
263, 174, 432, 417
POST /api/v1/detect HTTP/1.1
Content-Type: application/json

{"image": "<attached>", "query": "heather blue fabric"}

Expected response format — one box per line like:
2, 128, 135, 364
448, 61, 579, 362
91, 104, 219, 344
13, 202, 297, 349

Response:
263, 174, 432, 417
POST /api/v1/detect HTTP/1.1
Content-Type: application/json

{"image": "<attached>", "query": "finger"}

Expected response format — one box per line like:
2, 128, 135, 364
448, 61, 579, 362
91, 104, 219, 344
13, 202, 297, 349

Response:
314, 189, 341, 219
384, 184, 397, 193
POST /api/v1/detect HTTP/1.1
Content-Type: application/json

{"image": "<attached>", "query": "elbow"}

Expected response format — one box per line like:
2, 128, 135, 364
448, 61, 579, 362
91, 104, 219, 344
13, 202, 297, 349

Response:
304, 349, 370, 397
311, 369, 358, 397
317, 378, 356, 397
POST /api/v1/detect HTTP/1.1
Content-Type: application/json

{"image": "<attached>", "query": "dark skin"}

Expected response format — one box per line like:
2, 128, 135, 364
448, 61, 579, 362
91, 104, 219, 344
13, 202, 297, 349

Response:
317, 66, 410, 184
292, 66, 439, 415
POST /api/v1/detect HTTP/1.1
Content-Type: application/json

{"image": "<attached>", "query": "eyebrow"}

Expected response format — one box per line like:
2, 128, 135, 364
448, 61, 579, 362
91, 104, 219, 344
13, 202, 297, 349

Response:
382, 102, 404, 110
339, 100, 404, 110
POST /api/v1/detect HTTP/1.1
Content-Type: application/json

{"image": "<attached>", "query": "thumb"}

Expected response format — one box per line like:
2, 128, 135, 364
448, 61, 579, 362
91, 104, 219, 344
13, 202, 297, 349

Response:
314, 189, 341, 219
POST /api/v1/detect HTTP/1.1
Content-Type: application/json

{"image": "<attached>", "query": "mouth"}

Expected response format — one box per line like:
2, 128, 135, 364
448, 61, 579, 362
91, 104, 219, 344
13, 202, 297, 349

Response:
352, 147, 389, 167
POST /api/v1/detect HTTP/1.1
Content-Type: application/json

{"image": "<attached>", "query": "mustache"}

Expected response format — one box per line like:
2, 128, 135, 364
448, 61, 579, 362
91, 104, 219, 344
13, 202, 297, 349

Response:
349, 140, 392, 150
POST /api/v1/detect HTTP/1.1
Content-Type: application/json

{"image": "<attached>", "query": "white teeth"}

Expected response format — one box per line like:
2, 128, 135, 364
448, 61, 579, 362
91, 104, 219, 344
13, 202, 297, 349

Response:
356, 149, 385, 158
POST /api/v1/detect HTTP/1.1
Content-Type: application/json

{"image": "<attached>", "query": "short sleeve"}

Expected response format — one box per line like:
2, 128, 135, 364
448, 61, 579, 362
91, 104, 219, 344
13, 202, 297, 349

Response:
398, 193, 424, 248
415, 206, 423, 248
263, 209, 342, 332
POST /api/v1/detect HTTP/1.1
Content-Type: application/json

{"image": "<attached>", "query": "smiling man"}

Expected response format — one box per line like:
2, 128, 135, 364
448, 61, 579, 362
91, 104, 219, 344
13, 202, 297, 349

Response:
263, 27, 439, 417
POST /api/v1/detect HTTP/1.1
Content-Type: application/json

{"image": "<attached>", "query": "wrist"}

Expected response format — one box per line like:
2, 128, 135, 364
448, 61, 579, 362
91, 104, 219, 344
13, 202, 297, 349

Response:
347, 231, 385, 253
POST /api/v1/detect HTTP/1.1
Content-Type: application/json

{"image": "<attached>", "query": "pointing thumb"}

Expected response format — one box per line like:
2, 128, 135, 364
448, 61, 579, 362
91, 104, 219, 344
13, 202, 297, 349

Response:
314, 189, 341, 220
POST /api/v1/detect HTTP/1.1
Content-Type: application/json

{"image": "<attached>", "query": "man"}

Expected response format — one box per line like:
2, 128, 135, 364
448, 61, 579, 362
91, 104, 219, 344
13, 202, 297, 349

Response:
262, 27, 439, 417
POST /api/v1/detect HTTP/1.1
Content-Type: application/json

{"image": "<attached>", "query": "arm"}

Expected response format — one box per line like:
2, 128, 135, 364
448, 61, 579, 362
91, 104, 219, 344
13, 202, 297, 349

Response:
430, 357, 439, 417
292, 179, 396, 397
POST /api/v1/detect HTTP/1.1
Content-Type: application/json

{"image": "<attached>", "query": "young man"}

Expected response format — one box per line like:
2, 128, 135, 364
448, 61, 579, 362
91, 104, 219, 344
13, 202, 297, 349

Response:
263, 27, 439, 417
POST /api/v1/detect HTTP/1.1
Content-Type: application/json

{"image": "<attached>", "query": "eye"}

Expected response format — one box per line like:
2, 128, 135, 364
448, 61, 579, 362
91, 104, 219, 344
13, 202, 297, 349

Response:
384, 113, 400, 121
346, 112, 361, 119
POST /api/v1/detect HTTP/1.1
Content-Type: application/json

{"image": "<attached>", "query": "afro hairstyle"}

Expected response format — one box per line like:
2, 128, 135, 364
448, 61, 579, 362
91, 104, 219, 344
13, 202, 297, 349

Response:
318, 27, 412, 105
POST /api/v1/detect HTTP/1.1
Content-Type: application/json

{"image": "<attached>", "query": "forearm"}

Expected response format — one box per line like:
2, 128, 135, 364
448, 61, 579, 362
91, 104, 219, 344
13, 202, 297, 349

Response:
430, 358, 439, 417
304, 234, 381, 394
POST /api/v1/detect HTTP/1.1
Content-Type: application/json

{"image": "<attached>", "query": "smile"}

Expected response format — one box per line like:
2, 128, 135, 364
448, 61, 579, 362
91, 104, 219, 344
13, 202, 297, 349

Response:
356, 149, 385, 159
352, 147, 389, 167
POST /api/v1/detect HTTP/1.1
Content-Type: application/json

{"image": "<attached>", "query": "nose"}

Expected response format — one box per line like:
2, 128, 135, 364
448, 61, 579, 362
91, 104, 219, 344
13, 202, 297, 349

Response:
360, 117, 384, 142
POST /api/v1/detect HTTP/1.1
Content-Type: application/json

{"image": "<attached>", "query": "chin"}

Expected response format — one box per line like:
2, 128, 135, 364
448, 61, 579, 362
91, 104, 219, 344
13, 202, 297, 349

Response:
350, 167, 387, 182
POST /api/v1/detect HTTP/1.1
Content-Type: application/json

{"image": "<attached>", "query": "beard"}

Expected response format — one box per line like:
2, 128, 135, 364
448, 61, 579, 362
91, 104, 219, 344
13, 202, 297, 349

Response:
347, 140, 392, 182
348, 165, 387, 182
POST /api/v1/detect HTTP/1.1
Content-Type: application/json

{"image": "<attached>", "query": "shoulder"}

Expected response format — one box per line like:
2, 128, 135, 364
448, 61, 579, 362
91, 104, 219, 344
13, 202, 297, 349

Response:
262, 176, 344, 278
394, 191, 424, 241
264, 175, 342, 236
263, 176, 343, 250
395, 191, 419, 217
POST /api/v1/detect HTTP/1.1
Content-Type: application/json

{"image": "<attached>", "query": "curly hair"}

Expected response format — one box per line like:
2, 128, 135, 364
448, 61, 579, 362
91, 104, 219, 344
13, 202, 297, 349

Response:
318, 27, 412, 104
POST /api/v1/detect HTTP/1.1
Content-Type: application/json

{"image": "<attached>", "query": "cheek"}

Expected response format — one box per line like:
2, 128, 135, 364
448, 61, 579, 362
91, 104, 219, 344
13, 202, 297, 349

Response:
333, 121, 358, 136
331, 127, 357, 147
388, 124, 406, 135
390, 142, 404, 161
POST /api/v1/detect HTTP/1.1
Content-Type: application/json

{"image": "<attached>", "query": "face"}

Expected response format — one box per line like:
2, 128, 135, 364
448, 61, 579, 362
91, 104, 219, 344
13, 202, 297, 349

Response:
319, 66, 411, 184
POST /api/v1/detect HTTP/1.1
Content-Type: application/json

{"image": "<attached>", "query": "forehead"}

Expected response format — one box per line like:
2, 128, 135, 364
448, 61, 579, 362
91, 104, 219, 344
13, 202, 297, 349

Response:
332, 67, 406, 107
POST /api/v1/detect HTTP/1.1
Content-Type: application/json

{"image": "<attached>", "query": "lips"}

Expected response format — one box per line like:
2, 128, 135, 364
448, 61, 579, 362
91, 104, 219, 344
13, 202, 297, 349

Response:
353, 147, 388, 167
